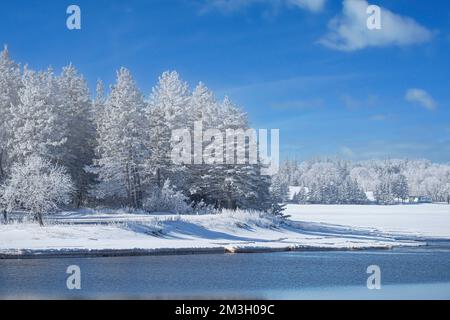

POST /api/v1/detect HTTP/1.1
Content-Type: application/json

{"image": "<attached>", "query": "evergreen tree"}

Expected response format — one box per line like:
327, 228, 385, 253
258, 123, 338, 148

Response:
144, 102, 174, 189
0, 45, 21, 181
392, 174, 409, 203
89, 68, 147, 208
143, 71, 193, 198
10, 67, 67, 163
151, 71, 190, 130
58, 64, 96, 206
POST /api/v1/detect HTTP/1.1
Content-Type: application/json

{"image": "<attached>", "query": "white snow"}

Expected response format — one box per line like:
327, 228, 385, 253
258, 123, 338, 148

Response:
288, 186, 302, 200
3, 204, 447, 257
365, 191, 375, 202
285, 203, 450, 239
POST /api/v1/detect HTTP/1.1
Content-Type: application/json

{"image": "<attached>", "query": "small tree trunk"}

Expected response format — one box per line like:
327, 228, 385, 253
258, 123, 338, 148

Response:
2, 210, 7, 224
156, 168, 161, 189
74, 191, 81, 208
125, 163, 132, 207
0, 149, 4, 180
226, 192, 235, 210
135, 169, 142, 208
36, 212, 44, 227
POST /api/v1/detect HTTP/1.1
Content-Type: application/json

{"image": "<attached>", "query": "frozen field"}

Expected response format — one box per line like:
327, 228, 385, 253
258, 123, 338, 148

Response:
0, 204, 448, 257
286, 204, 450, 239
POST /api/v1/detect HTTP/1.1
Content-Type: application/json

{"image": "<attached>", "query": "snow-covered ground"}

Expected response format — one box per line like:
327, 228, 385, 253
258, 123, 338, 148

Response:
1, 204, 448, 258
285, 204, 450, 239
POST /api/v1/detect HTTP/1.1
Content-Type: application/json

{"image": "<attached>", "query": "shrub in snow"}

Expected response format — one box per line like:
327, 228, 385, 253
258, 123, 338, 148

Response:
191, 199, 217, 215
292, 187, 309, 204
0, 156, 74, 226
218, 209, 284, 229
143, 180, 192, 214
120, 220, 164, 236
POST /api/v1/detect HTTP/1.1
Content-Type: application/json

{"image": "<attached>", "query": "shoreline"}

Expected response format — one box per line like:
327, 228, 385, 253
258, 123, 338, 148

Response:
3, 204, 448, 260
0, 243, 411, 260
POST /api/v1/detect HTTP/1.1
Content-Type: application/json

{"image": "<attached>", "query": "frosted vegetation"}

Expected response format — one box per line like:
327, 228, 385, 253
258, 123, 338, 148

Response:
0, 46, 281, 225
278, 158, 450, 205
0, 46, 448, 228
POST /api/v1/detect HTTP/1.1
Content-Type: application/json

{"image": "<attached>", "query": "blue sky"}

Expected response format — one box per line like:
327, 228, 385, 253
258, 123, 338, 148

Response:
1, 0, 449, 162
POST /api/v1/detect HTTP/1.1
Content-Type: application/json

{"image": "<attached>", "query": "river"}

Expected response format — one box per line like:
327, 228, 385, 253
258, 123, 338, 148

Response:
1, 245, 450, 299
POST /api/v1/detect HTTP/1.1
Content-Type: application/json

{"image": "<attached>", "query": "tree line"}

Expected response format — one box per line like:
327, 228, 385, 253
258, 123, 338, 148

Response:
0, 46, 281, 224
278, 158, 450, 205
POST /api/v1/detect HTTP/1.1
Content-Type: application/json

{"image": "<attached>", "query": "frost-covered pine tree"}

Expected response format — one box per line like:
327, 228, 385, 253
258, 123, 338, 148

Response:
0, 156, 74, 226
147, 104, 176, 187
0, 45, 21, 180
293, 187, 309, 204
58, 64, 96, 206
10, 67, 67, 163
392, 174, 409, 203
270, 174, 289, 203
89, 68, 147, 208
190, 82, 222, 128
375, 180, 394, 205
144, 73, 188, 190
151, 71, 190, 130
220, 96, 249, 129
215, 97, 273, 212
187, 83, 222, 202
93, 79, 106, 127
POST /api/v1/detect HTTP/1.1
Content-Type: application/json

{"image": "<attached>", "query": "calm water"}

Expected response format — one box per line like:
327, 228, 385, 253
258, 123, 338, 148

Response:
1, 246, 450, 299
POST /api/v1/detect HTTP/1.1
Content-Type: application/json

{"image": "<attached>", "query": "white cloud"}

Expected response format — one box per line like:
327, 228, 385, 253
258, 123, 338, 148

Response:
405, 88, 437, 110
288, 0, 326, 13
201, 0, 326, 14
319, 0, 432, 51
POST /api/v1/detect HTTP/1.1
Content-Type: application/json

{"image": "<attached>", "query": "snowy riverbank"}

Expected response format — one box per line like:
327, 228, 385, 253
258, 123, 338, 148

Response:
1, 204, 448, 258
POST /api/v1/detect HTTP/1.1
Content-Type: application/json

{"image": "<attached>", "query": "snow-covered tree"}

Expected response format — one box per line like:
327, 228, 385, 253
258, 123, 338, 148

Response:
144, 102, 174, 188
270, 174, 289, 203
143, 179, 192, 214
392, 174, 409, 203
0, 45, 21, 180
58, 64, 96, 206
144, 72, 190, 189
150, 71, 190, 130
89, 68, 147, 208
0, 156, 74, 226
186, 83, 222, 203
10, 67, 67, 163
93, 79, 106, 132
375, 181, 394, 205
292, 187, 309, 204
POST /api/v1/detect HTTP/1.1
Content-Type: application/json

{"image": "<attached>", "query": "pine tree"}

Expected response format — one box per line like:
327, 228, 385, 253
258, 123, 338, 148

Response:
375, 180, 394, 205
293, 187, 309, 204
0, 45, 21, 181
270, 174, 289, 203
392, 174, 409, 203
93, 79, 106, 128
151, 71, 190, 130
144, 102, 174, 189
58, 64, 96, 206
89, 68, 147, 208
10, 67, 67, 163
144, 71, 191, 194
187, 83, 222, 203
